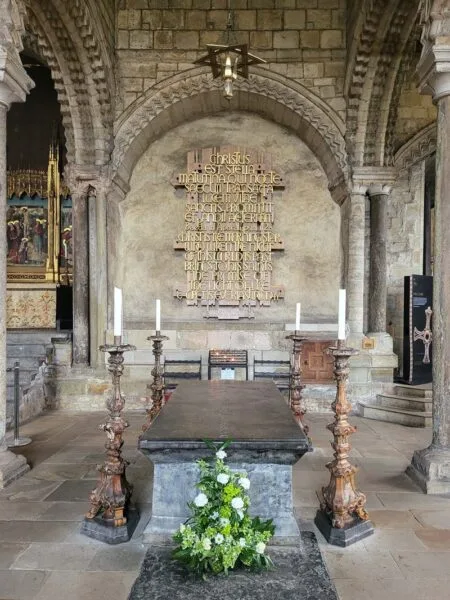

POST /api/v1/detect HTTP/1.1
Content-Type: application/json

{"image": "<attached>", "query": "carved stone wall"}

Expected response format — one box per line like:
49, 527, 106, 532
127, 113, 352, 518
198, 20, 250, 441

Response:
116, 0, 347, 121
386, 163, 425, 369
118, 113, 341, 330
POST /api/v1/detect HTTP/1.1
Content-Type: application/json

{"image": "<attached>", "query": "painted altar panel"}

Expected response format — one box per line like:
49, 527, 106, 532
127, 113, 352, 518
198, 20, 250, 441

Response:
7, 195, 49, 268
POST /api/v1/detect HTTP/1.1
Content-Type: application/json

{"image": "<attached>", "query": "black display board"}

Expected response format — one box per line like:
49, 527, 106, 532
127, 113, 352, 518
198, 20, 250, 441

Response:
403, 275, 433, 384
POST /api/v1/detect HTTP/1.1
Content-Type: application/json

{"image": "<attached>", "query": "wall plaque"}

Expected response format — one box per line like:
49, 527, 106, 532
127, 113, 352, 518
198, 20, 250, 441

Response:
173, 147, 285, 319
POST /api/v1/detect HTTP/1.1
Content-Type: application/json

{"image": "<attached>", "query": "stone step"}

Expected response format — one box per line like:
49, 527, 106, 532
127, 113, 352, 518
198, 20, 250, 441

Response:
376, 393, 432, 412
7, 343, 47, 357
359, 401, 432, 427
6, 331, 67, 344
392, 384, 432, 399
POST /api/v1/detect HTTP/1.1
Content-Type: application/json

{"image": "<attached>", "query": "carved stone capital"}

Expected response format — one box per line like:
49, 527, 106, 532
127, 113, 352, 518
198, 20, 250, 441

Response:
64, 165, 106, 198
352, 167, 397, 197
418, 2, 450, 100
0, 46, 34, 107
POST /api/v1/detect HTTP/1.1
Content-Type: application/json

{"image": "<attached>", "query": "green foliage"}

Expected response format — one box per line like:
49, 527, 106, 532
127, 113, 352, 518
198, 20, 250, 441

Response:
172, 441, 275, 578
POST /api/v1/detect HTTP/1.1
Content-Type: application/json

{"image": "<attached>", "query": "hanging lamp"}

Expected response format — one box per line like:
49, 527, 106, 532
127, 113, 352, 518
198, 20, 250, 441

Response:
194, 1, 266, 100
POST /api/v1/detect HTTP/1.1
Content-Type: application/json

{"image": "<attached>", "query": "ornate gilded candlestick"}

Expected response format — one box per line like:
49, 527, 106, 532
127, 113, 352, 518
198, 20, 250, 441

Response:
81, 337, 139, 544
314, 339, 373, 547
286, 332, 308, 435
143, 331, 169, 431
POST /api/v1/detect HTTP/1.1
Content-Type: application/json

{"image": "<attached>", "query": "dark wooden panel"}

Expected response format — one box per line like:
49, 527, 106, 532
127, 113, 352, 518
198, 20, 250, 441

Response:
302, 341, 334, 384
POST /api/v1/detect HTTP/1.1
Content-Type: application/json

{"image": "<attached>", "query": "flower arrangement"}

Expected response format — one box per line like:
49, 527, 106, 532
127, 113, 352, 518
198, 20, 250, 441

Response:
173, 441, 275, 577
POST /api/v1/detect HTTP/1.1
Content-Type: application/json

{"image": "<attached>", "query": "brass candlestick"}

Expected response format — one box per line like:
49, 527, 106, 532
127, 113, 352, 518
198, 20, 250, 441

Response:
143, 331, 169, 431
314, 339, 373, 547
81, 337, 139, 544
286, 332, 308, 435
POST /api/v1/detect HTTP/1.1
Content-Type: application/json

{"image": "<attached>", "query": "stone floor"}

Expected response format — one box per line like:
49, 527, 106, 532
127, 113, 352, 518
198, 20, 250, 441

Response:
0, 410, 449, 600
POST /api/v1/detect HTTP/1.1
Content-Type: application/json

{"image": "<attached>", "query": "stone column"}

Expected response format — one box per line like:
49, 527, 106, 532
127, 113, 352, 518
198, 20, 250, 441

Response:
72, 183, 90, 365
0, 48, 34, 486
346, 188, 366, 338
367, 185, 391, 334
88, 184, 108, 367
407, 13, 450, 493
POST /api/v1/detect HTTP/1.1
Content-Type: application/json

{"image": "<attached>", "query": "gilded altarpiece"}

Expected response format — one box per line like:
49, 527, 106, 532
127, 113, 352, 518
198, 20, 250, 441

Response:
6, 147, 72, 328
173, 147, 285, 319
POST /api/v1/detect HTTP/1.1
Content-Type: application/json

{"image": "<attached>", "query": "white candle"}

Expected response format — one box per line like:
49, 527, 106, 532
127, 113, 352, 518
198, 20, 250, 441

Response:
114, 287, 122, 337
156, 298, 161, 332
295, 302, 301, 331
338, 289, 346, 340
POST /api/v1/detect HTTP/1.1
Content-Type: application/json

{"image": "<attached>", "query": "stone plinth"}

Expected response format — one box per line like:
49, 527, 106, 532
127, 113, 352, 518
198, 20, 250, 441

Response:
139, 381, 310, 544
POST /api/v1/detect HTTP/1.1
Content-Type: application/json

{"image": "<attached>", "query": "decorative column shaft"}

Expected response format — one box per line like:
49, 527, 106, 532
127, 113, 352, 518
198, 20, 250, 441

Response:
367, 187, 390, 333
88, 185, 108, 367
407, 10, 450, 492
0, 45, 34, 486
0, 104, 7, 448
72, 185, 90, 365
346, 190, 366, 337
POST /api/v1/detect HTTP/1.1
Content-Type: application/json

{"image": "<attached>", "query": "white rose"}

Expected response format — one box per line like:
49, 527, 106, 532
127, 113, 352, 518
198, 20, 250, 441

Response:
215, 533, 224, 544
194, 493, 208, 507
255, 542, 266, 554
239, 538, 246, 547
216, 449, 227, 460
211, 511, 219, 519
238, 477, 250, 490
231, 497, 244, 510
202, 538, 211, 551
217, 473, 230, 485
219, 517, 229, 526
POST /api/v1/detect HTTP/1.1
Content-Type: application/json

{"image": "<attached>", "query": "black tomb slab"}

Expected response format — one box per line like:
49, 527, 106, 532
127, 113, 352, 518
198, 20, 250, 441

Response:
139, 380, 310, 461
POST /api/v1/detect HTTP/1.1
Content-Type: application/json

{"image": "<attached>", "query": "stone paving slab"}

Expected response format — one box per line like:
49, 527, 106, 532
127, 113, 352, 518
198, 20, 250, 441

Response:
128, 532, 338, 600
32, 570, 138, 600
0, 569, 49, 599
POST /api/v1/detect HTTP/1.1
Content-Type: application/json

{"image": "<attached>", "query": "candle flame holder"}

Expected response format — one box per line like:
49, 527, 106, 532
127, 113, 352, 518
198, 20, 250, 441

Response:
143, 331, 169, 431
286, 332, 309, 435
81, 337, 139, 544
314, 339, 373, 546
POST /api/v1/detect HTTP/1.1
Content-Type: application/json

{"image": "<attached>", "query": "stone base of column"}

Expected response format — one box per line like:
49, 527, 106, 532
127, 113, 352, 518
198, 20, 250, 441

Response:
0, 448, 29, 488
407, 446, 450, 495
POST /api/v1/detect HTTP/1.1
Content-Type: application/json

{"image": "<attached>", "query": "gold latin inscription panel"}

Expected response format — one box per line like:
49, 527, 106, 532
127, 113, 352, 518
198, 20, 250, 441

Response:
173, 147, 285, 319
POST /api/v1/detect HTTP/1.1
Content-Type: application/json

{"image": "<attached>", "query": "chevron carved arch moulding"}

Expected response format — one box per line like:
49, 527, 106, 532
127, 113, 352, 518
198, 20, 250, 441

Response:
394, 123, 436, 172
113, 67, 348, 204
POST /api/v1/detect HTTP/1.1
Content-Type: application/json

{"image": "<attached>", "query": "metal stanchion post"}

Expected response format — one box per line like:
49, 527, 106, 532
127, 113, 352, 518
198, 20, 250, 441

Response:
7, 361, 32, 448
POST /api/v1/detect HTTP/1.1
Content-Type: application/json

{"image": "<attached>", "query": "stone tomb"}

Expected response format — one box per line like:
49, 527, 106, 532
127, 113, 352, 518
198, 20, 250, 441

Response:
139, 380, 310, 543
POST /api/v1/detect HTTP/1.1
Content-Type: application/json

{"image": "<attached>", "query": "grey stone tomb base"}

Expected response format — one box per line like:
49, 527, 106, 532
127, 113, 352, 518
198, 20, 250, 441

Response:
314, 509, 374, 547
128, 531, 338, 600
80, 507, 140, 544
143, 462, 300, 544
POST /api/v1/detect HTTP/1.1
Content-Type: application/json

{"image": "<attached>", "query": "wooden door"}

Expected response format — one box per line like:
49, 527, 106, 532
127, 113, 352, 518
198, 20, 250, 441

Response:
302, 341, 334, 383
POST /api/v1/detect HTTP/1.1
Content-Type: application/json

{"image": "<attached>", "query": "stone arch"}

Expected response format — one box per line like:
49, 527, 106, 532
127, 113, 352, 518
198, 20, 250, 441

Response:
394, 123, 436, 172
112, 67, 348, 205
21, 0, 113, 167
345, 0, 421, 167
